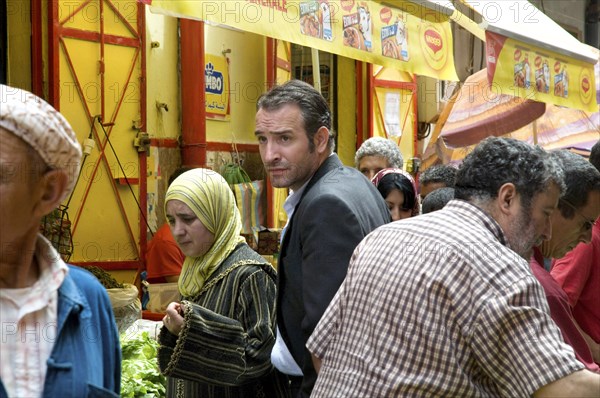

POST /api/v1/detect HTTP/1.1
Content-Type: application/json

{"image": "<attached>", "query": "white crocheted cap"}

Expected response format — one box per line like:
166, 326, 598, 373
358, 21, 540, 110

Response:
0, 84, 82, 201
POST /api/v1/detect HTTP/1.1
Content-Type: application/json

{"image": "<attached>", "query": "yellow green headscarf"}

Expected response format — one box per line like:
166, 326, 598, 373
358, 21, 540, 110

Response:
165, 168, 245, 297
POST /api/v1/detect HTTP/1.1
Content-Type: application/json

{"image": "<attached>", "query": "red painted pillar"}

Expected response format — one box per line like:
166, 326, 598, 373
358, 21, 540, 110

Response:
265, 38, 277, 228
367, 63, 374, 139
180, 19, 206, 167
356, 61, 363, 149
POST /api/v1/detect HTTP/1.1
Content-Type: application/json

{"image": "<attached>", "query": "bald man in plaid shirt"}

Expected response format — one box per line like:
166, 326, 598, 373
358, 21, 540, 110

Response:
308, 138, 600, 397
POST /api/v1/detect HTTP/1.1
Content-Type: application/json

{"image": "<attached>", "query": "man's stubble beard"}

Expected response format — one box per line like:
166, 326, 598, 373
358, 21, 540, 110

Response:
506, 205, 539, 260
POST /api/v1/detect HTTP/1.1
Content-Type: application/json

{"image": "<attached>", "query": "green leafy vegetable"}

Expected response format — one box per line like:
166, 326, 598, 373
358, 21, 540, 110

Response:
120, 332, 166, 398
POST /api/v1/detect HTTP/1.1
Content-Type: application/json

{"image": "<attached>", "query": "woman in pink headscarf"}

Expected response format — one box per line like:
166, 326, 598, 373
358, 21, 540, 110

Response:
371, 168, 420, 221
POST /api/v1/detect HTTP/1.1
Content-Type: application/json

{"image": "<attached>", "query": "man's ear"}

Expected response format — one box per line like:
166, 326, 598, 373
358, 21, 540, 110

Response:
34, 170, 69, 217
314, 127, 330, 153
497, 182, 518, 216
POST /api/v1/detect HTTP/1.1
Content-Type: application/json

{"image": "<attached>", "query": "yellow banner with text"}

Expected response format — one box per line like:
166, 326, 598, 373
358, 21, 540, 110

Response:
150, 0, 459, 81
486, 31, 597, 112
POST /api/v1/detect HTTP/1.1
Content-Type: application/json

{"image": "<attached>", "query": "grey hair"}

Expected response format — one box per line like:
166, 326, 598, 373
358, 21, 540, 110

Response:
354, 137, 404, 168
419, 164, 457, 187
551, 149, 600, 219
455, 137, 565, 210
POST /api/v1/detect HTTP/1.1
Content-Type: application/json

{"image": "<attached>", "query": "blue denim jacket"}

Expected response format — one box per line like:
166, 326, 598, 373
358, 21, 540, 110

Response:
0, 266, 121, 397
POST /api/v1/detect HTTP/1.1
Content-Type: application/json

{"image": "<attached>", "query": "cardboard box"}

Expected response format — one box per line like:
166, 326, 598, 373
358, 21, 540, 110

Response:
257, 228, 281, 255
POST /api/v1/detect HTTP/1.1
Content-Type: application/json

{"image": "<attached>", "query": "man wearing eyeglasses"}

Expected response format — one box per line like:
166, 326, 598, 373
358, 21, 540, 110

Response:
530, 149, 600, 372
551, 140, 600, 367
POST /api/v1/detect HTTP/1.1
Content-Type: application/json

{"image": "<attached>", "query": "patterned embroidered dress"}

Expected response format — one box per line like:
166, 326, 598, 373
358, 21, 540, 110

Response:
158, 243, 290, 398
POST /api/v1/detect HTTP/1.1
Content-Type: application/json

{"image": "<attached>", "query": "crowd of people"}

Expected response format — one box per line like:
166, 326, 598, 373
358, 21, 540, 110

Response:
1, 80, 599, 397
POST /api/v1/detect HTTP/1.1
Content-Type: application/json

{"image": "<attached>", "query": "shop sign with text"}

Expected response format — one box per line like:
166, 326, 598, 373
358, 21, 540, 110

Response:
486, 31, 597, 112
149, 0, 459, 81
205, 54, 230, 118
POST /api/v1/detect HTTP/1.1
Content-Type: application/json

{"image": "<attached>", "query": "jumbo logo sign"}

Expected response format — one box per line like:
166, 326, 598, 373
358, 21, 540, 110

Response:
205, 63, 224, 94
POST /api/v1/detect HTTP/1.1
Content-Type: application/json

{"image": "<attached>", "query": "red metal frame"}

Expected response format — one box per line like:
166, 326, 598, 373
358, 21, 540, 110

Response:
105, 0, 139, 35
372, 70, 417, 143
31, 0, 43, 96
266, 38, 276, 88
72, 260, 140, 271
367, 63, 374, 138
48, 0, 59, 106
60, 27, 140, 47
372, 79, 417, 91
369, 66, 419, 159
206, 142, 260, 152
100, 0, 105, 118
150, 138, 179, 148
138, 4, 147, 269
60, 39, 141, 254
411, 74, 418, 158
180, 19, 207, 167
356, 61, 364, 149
48, 0, 146, 269
58, 0, 91, 24
372, 88, 413, 141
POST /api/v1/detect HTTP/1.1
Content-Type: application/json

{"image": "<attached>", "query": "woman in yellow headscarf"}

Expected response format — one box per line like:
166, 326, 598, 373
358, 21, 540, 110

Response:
157, 168, 290, 398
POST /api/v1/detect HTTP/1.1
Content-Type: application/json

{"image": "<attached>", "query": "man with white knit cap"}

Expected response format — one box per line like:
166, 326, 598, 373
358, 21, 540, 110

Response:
0, 85, 121, 397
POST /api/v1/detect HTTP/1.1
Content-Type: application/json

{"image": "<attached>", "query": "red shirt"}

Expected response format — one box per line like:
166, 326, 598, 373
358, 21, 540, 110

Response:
530, 247, 599, 372
146, 223, 184, 283
551, 221, 600, 345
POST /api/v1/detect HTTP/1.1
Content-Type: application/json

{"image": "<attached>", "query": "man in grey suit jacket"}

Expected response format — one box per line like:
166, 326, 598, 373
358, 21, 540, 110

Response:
255, 80, 391, 397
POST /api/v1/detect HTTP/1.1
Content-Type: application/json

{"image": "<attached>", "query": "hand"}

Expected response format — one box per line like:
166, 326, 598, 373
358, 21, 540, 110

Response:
163, 302, 185, 336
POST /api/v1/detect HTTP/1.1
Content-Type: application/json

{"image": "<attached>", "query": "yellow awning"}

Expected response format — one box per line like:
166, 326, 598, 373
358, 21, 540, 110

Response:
146, 0, 459, 81
460, 0, 598, 112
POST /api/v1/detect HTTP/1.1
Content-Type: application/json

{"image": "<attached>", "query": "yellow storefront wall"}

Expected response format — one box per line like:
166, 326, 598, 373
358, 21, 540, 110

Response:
146, 9, 183, 237
336, 56, 358, 166
204, 26, 267, 145
6, 0, 32, 90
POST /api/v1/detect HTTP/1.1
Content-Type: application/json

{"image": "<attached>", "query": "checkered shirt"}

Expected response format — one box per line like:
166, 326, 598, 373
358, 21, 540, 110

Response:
307, 200, 584, 397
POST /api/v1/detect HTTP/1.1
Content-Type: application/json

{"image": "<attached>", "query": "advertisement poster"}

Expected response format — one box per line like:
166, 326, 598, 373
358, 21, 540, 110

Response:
486, 31, 596, 111
204, 54, 230, 119
150, 0, 459, 81
381, 12, 410, 62
299, 1, 333, 41
341, 2, 373, 52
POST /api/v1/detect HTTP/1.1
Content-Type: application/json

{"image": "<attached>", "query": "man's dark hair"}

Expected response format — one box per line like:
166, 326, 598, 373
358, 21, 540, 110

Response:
419, 164, 457, 187
376, 173, 416, 211
168, 166, 194, 186
422, 187, 454, 214
455, 137, 565, 210
257, 79, 334, 151
551, 149, 600, 219
590, 140, 600, 171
